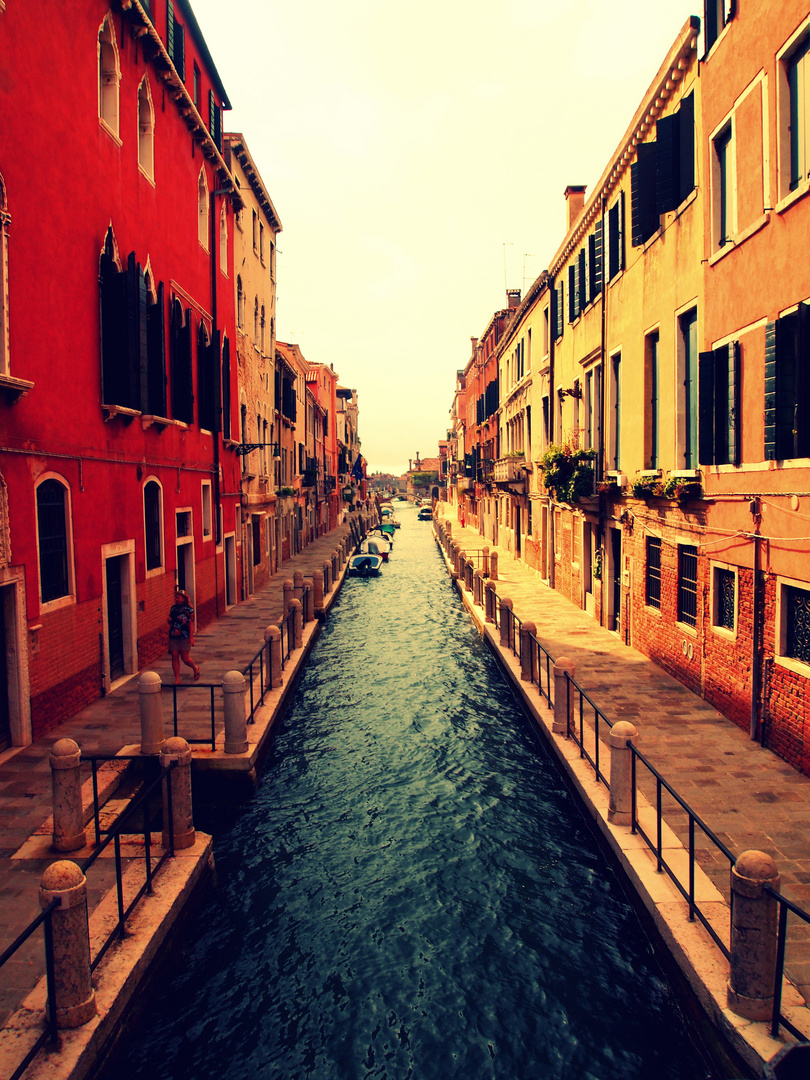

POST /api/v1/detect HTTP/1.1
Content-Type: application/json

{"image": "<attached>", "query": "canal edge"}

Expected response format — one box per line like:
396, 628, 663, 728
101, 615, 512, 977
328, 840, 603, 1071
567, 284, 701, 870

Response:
434, 527, 809, 1077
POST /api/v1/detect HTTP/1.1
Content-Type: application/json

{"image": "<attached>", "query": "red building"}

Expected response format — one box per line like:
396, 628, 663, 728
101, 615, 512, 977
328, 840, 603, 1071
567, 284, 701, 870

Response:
0, 0, 243, 745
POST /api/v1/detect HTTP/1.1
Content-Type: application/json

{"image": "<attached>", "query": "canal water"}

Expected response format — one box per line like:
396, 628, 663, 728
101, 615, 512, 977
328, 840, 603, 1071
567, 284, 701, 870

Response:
101, 504, 714, 1080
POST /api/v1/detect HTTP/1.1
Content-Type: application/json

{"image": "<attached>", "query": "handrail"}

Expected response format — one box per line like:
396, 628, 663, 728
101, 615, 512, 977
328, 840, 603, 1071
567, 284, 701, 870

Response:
0, 900, 59, 1079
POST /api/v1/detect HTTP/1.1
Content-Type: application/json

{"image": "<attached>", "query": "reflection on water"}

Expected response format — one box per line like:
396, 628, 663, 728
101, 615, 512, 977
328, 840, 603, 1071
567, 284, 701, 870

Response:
101, 505, 712, 1080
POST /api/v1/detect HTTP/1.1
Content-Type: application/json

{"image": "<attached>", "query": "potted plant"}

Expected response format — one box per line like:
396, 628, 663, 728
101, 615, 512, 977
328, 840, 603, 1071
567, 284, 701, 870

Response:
538, 444, 597, 504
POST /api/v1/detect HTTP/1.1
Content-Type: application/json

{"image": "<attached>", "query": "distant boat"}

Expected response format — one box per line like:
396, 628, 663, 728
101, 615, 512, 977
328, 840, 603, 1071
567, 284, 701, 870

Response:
348, 553, 382, 576
418, 506, 433, 521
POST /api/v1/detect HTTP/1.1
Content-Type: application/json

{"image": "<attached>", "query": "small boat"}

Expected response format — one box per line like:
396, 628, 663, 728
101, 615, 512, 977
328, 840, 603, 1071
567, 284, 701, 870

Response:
418, 505, 433, 521
348, 553, 382, 576
369, 525, 394, 546
359, 536, 391, 562
377, 522, 396, 541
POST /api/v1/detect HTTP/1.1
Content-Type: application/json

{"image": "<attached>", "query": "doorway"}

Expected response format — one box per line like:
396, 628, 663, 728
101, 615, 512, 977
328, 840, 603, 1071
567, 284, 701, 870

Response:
102, 545, 136, 691
610, 527, 622, 634
0, 590, 10, 751
514, 505, 521, 558
224, 534, 237, 608
105, 556, 125, 682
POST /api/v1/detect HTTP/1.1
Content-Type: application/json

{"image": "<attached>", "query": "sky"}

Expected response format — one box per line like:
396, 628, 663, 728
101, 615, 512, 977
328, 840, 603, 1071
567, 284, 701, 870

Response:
191, 0, 699, 476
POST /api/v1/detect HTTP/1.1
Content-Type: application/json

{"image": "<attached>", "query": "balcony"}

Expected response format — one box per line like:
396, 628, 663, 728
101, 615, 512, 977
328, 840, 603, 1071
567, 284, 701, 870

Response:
493, 456, 526, 484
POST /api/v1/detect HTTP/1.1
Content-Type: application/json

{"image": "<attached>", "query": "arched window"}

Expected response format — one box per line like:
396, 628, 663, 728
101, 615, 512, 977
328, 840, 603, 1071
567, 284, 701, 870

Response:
36, 477, 72, 604
197, 169, 209, 249
98, 16, 120, 137
236, 276, 244, 328
143, 480, 163, 571
219, 205, 228, 275
137, 77, 154, 180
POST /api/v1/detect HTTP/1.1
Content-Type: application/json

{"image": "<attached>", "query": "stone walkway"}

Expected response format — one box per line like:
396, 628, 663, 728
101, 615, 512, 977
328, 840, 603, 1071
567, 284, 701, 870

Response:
435, 503, 810, 1007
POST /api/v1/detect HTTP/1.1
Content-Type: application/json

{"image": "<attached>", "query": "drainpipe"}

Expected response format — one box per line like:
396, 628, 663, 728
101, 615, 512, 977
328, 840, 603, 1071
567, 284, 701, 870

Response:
548, 271, 556, 589
599, 194, 608, 631
750, 499, 762, 741
211, 184, 230, 614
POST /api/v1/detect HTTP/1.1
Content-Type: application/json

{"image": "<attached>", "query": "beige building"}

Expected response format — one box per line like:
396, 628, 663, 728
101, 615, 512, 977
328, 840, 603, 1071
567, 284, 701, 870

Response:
225, 133, 282, 595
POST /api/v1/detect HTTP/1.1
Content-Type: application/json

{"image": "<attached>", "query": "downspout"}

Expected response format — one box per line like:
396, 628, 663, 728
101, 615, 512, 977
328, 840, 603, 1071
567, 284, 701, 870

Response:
599, 194, 608, 632
750, 500, 762, 741
211, 185, 225, 614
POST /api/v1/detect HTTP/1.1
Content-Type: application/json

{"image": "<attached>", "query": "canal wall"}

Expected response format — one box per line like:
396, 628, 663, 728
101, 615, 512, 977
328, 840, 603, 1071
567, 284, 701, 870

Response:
435, 528, 808, 1078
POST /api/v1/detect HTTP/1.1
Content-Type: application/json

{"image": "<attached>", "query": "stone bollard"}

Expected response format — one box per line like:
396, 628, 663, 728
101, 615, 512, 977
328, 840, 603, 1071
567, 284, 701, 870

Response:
313, 570, 325, 614
453, 544, 462, 576
474, 569, 483, 607
728, 850, 781, 1021
608, 721, 639, 826
446, 522, 452, 539
490, 550, 499, 581
332, 551, 339, 581
482, 546, 490, 578
553, 657, 576, 735
323, 560, 332, 593
293, 569, 304, 604
520, 620, 536, 682
485, 580, 497, 623
50, 739, 86, 853
290, 598, 303, 648
160, 736, 195, 849
499, 597, 513, 647
39, 861, 96, 1028
222, 670, 249, 755
265, 625, 282, 688
303, 578, 314, 623
138, 670, 165, 755
282, 578, 294, 616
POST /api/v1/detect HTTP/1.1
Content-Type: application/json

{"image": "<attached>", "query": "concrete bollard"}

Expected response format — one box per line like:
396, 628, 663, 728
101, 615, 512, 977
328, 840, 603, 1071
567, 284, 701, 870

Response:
293, 570, 304, 604
282, 578, 294, 616
499, 597, 513, 647
553, 657, 576, 735
728, 850, 781, 1021
138, 670, 165, 755
50, 739, 86, 853
490, 550, 499, 581
323, 560, 332, 593
290, 598, 303, 648
159, 736, 195, 849
485, 580, 497, 623
482, 546, 490, 577
222, 671, 249, 755
608, 722, 639, 826
313, 570, 325, 614
39, 861, 96, 1028
520, 620, 536, 682
265, 625, 282, 688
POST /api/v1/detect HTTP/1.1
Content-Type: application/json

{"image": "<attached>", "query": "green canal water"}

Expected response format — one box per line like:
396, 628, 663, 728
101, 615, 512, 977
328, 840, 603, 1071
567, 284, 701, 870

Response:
100, 503, 715, 1079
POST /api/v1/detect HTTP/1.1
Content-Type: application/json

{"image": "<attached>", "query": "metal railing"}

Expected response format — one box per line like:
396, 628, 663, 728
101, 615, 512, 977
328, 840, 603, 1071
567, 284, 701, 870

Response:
0, 757, 177, 1080
165, 682, 219, 750
563, 673, 613, 787
242, 639, 272, 725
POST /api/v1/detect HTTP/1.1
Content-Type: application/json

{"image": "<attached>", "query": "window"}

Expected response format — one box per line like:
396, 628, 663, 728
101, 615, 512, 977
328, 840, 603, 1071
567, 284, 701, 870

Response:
169, 298, 194, 423
712, 564, 736, 632
208, 90, 222, 153
607, 192, 625, 280
254, 297, 259, 343
260, 306, 266, 352
765, 304, 810, 460
588, 221, 603, 303
252, 516, 262, 565
36, 478, 71, 604
787, 34, 810, 192
713, 124, 734, 246
646, 536, 662, 610
167, 0, 185, 80
631, 142, 659, 246
193, 62, 200, 109
137, 78, 155, 180
98, 16, 120, 137
252, 210, 258, 253
645, 332, 660, 469
0, 174, 9, 378
699, 341, 739, 466
783, 583, 810, 665
585, 365, 602, 452
144, 480, 163, 571
568, 264, 579, 323
704, 0, 735, 56
679, 309, 699, 468
197, 322, 217, 432
198, 170, 209, 249
259, 221, 265, 264
202, 482, 213, 540
632, 93, 696, 247
236, 276, 245, 328
552, 281, 564, 340
609, 352, 621, 470
678, 544, 698, 627
221, 335, 231, 441
219, 206, 228, 275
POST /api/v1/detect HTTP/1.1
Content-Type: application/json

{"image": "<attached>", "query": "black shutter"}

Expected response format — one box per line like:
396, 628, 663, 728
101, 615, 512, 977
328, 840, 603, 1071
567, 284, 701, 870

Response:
579, 248, 587, 312
617, 190, 625, 270
557, 282, 564, 338
776, 312, 799, 459
630, 161, 642, 247
146, 281, 167, 417
174, 21, 185, 81
764, 320, 778, 460
221, 334, 231, 439
678, 93, 695, 203
167, 0, 174, 58
704, 0, 719, 55
197, 325, 213, 431
728, 340, 740, 465
568, 264, 576, 322
550, 284, 557, 340
798, 303, 810, 457
698, 351, 716, 465
124, 253, 147, 411
631, 143, 658, 246
656, 112, 680, 214
100, 247, 125, 406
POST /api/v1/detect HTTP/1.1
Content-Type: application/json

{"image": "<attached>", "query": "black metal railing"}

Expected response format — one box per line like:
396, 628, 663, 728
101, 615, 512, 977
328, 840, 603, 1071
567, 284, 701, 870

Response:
165, 682, 219, 750
0, 901, 58, 1080
562, 673, 613, 787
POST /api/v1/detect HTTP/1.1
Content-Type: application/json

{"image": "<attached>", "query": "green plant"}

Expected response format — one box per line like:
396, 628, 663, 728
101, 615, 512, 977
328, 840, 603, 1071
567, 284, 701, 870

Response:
276, 486, 295, 497
411, 471, 439, 486
661, 476, 702, 501
538, 444, 597, 504
631, 476, 663, 499
593, 549, 603, 580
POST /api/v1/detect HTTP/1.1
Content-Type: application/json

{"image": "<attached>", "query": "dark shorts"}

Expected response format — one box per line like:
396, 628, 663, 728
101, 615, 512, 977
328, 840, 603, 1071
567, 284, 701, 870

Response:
168, 637, 191, 654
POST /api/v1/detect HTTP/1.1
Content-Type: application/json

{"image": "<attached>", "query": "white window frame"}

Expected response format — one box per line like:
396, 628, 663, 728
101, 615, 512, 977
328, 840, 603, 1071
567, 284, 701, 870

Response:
710, 560, 738, 639
143, 476, 164, 577
98, 15, 121, 141
137, 76, 155, 183
775, 576, 810, 677
201, 481, 213, 541
197, 169, 209, 250
711, 116, 736, 249
35, 473, 76, 612
777, 20, 810, 207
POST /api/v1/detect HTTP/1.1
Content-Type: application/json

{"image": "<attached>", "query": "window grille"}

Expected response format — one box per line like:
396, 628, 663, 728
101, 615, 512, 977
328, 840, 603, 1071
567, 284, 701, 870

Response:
678, 545, 698, 627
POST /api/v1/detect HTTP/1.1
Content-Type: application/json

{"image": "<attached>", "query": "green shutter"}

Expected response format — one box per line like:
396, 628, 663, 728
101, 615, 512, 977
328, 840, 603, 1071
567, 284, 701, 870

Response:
728, 341, 740, 465
656, 112, 679, 214
764, 320, 778, 460
698, 351, 716, 465
591, 219, 603, 298
678, 93, 695, 202
167, 0, 174, 58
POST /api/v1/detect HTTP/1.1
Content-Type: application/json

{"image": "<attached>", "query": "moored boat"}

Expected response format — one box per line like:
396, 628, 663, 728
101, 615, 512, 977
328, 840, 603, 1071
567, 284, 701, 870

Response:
348, 553, 382, 576
359, 536, 391, 562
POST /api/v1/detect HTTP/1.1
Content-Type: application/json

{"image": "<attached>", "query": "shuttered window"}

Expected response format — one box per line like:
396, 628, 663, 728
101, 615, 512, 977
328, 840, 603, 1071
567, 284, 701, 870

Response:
698, 342, 740, 466
631, 141, 659, 246
209, 90, 223, 153
607, 192, 624, 280
704, 0, 736, 56
588, 220, 603, 302
765, 305, 810, 461
166, 0, 185, 80
144, 481, 162, 571
170, 299, 194, 424
787, 34, 810, 192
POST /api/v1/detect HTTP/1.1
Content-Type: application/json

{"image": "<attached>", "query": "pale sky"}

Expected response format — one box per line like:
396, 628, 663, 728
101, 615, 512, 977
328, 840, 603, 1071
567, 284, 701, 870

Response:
191, 0, 699, 476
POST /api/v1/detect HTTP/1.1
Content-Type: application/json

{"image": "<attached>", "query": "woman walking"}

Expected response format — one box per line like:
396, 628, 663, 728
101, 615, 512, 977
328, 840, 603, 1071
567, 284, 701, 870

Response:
167, 588, 201, 683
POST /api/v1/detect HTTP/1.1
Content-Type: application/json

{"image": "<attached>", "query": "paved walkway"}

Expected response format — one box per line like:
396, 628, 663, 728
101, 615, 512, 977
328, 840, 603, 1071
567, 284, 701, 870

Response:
435, 503, 810, 1008
0, 513, 365, 1028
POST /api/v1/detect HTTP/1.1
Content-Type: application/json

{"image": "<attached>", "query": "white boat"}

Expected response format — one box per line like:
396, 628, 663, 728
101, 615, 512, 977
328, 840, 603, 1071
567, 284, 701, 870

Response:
348, 553, 382, 576
359, 536, 391, 562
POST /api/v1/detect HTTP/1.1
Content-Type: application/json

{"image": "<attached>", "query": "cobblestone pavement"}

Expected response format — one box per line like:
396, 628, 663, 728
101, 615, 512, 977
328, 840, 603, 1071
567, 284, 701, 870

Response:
0, 514, 364, 1027
435, 503, 810, 1004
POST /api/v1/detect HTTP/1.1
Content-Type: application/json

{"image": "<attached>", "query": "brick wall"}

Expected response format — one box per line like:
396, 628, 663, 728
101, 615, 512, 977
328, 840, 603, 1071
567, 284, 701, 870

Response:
29, 599, 103, 737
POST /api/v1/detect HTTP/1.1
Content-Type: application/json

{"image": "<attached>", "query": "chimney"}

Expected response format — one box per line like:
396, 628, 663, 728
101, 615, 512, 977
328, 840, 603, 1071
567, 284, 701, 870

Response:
564, 185, 587, 231
506, 289, 521, 310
